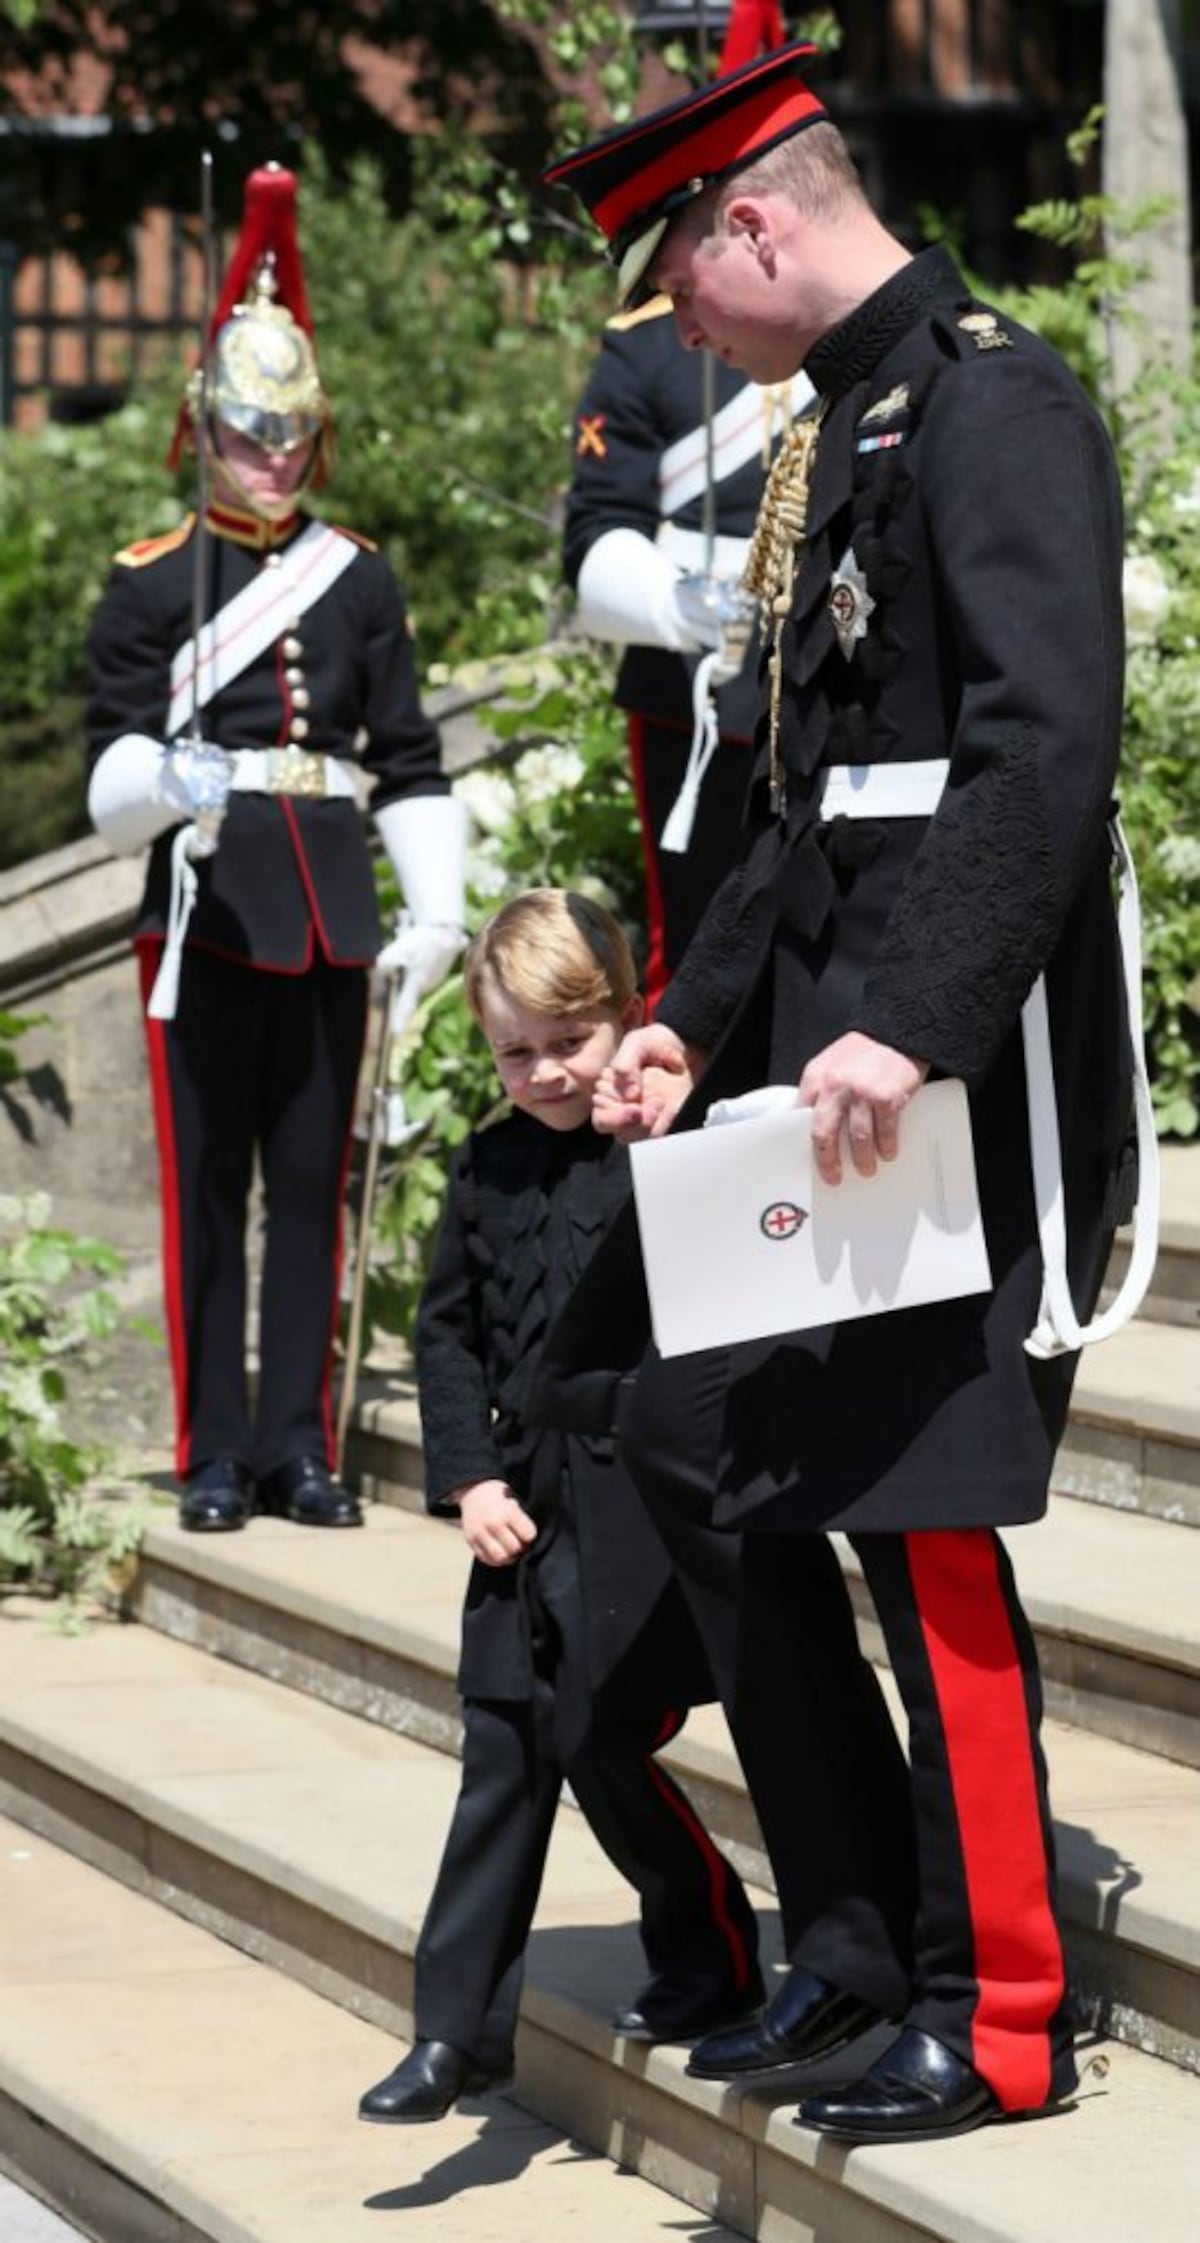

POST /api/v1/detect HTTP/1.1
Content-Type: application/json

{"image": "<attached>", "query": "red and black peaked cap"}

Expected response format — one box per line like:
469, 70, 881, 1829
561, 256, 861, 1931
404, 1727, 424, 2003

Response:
542, 41, 826, 307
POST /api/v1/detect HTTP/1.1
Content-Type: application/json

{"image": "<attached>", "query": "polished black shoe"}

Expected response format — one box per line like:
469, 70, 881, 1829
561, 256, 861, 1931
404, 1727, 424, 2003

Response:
178, 1458, 253, 1533
687, 1965, 881, 2080
796, 2026, 1004, 2142
357, 2040, 508, 2124
613, 1967, 766, 2043
257, 1455, 363, 1528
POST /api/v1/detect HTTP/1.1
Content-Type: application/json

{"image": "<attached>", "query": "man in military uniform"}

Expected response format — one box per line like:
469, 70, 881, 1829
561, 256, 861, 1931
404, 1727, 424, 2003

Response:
541, 46, 1144, 2141
563, 299, 812, 1006
87, 165, 466, 1534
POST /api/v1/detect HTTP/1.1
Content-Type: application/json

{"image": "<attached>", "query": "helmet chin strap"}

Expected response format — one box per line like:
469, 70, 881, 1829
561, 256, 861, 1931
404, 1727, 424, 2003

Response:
207, 423, 318, 521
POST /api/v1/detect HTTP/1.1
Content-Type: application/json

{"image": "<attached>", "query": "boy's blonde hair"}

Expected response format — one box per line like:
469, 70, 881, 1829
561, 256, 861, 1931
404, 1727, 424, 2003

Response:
464, 889, 637, 1025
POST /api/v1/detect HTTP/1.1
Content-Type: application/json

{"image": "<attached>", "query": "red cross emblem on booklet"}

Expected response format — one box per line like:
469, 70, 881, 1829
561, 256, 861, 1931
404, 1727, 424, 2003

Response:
760, 1200, 806, 1241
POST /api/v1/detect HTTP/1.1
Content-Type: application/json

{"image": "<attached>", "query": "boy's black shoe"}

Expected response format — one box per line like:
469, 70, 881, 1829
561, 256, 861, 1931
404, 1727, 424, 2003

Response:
687, 1965, 881, 2079
358, 2040, 509, 2124
613, 1967, 766, 2042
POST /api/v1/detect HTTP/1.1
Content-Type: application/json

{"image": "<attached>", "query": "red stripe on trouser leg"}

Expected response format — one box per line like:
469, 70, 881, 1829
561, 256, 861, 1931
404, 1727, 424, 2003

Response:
137, 941, 192, 1476
644, 1749, 752, 1991
905, 1530, 1064, 2110
627, 714, 668, 1015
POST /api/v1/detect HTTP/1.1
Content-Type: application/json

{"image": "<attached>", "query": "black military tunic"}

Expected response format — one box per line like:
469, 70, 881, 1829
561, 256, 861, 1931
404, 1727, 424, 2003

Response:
647, 244, 1133, 1537
563, 299, 809, 994
410, 1110, 759, 2071
86, 501, 450, 1482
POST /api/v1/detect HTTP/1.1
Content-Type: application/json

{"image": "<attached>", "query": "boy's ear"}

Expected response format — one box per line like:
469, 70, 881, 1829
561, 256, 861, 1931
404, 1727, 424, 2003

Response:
623, 994, 645, 1031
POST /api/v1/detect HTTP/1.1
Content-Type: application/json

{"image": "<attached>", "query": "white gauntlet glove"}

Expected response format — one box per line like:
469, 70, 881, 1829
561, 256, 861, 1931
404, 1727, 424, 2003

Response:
373, 794, 468, 1030
88, 733, 233, 857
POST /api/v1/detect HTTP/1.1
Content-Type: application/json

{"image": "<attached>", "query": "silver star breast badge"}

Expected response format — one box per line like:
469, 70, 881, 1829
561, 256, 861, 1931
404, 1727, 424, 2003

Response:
828, 547, 875, 661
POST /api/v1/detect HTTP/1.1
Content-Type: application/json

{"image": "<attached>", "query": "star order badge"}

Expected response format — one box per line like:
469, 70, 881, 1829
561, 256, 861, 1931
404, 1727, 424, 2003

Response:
828, 547, 875, 661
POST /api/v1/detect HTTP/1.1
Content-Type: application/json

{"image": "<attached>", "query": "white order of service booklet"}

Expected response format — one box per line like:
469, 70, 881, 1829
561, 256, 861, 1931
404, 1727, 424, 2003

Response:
629, 1077, 992, 1359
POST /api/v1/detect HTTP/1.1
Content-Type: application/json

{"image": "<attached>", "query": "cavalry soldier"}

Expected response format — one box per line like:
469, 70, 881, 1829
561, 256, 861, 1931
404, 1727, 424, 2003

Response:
87, 164, 466, 1534
563, 298, 812, 1007
540, 44, 1147, 2143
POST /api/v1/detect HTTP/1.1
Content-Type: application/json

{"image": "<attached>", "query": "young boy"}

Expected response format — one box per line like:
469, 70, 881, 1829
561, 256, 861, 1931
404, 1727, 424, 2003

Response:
358, 889, 762, 2124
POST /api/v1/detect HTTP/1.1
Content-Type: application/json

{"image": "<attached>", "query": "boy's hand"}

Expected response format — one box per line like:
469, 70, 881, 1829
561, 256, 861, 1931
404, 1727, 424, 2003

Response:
593, 1024, 698, 1141
452, 1479, 538, 1567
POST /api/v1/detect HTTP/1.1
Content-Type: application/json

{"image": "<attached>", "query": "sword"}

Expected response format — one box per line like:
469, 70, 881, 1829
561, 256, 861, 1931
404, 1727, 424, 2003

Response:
181, 149, 231, 852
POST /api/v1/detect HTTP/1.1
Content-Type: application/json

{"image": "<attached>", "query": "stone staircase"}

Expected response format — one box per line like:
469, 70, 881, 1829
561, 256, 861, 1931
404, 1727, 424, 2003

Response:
1, 1164, 1199, 2240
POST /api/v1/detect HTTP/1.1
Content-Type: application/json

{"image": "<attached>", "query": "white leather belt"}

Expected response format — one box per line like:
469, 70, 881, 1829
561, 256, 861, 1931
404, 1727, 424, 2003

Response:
808, 756, 1158, 1356
228, 748, 357, 800
820, 758, 949, 820
657, 523, 752, 580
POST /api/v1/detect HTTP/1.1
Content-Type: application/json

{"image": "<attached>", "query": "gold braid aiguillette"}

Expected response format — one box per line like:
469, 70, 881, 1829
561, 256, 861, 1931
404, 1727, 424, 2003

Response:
742, 402, 827, 811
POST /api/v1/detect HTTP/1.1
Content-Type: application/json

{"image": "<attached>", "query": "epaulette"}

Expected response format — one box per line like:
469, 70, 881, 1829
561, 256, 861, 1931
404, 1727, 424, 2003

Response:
605, 293, 673, 333
113, 517, 193, 568
329, 525, 378, 552
932, 304, 1017, 361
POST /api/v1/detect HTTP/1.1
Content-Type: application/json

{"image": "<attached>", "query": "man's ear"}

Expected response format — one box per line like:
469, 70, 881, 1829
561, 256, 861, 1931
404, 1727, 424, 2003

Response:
722, 194, 775, 268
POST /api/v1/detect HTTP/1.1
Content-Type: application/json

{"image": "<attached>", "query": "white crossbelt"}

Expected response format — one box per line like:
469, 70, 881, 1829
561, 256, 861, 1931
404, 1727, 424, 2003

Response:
167, 522, 357, 736
815, 757, 1160, 1355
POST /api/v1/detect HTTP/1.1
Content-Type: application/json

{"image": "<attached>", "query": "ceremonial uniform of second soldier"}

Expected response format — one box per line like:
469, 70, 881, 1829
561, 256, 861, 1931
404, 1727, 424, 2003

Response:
564, 299, 812, 1004
87, 167, 466, 1532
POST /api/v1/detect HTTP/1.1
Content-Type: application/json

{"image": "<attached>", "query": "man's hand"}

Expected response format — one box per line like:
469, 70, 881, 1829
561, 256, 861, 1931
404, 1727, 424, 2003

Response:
452, 1479, 538, 1567
798, 1032, 929, 1186
593, 1023, 698, 1142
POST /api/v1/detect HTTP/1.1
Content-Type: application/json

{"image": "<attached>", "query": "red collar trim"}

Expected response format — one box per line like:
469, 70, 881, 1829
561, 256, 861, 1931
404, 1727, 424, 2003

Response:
204, 501, 301, 552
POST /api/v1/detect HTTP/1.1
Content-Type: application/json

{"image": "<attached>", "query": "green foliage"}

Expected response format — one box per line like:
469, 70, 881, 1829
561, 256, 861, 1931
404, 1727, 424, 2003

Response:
0, 1017, 148, 1618
364, 645, 639, 1339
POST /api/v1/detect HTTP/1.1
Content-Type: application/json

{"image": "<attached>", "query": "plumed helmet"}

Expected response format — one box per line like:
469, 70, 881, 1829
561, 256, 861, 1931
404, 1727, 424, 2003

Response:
170, 163, 332, 472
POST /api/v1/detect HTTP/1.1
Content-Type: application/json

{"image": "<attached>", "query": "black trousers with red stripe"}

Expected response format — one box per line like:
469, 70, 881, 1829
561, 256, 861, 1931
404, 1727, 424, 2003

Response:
622, 1353, 1074, 2112
413, 1687, 760, 2074
627, 715, 755, 1012
138, 943, 368, 1481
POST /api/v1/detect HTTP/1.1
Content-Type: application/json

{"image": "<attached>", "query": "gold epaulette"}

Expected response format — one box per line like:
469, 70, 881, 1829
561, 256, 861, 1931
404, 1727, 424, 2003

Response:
605, 293, 673, 332
328, 524, 378, 552
113, 516, 194, 568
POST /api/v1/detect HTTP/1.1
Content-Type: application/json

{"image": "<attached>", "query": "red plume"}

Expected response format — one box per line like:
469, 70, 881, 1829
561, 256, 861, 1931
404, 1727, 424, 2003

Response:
718, 0, 786, 76
168, 164, 313, 470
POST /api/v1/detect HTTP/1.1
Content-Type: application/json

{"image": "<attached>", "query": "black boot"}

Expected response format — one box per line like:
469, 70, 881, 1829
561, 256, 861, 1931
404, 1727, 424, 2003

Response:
613, 1965, 766, 2042
178, 1458, 253, 1533
257, 1455, 362, 1527
687, 1964, 881, 2080
358, 2040, 508, 2125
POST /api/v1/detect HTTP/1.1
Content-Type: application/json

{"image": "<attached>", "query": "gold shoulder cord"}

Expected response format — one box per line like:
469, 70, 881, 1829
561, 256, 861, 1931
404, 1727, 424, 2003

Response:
742, 400, 828, 811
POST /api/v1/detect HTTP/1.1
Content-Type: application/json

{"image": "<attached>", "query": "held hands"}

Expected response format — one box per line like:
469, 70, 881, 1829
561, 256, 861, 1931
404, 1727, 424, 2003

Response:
593, 1023, 698, 1142
798, 1032, 929, 1186
454, 1479, 538, 1567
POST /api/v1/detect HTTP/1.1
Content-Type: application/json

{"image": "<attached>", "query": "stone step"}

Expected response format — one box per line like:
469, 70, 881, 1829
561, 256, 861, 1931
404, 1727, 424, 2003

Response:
0, 1632, 1197, 2243
1112, 1144, 1200, 1330
348, 1378, 1200, 1769
0, 1807, 743, 2243
115, 1507, 1200, 2072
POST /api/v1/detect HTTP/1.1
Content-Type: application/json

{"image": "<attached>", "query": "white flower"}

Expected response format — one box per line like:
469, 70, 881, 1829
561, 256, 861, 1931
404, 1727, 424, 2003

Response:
454, 766, 519, 837
466, 840, 509, 899
513, 743, 586, 807
1172, 467, 1200, 518
1123, 552, 1172, 646
1157, 833, 1200, 883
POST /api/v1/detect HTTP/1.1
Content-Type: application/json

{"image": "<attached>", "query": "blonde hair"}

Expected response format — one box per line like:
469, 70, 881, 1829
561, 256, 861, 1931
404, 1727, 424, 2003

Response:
676, 120, 865, 253
464, 889, 637, 1025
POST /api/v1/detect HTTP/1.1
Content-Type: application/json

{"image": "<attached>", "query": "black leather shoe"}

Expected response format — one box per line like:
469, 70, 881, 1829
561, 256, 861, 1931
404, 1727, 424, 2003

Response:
613, 1967, 766, 2043
357, 2040, 508, 2124
178, 1458, 252, 1533
687, 1965, 881, 2080
257, 1455, 362, 1527
797, 2026, 1004, 2142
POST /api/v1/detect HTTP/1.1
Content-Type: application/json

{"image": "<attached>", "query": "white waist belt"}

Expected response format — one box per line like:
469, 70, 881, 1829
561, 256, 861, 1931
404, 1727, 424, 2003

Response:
820, 758, 950, 820
146, 748, 358, 1023
812, 757, 1158, 1356
657, 523, 752, 580
228, 748, 357, 800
